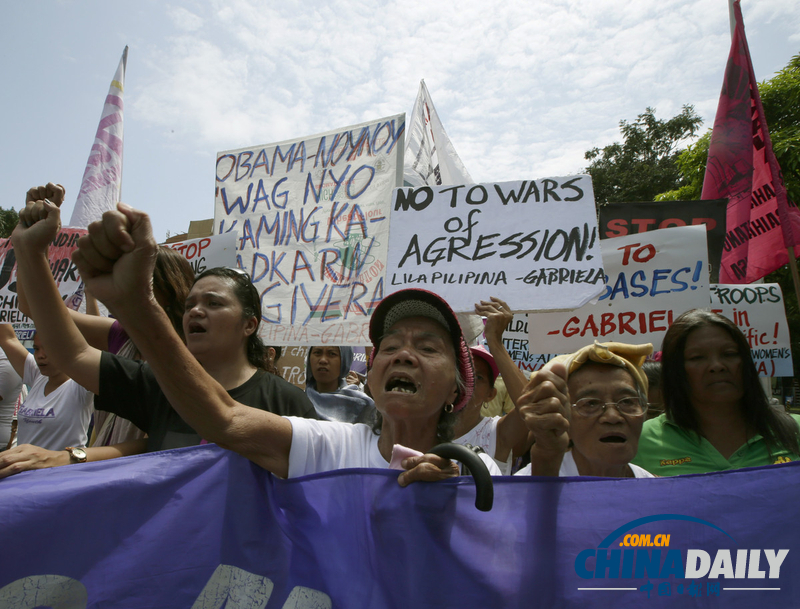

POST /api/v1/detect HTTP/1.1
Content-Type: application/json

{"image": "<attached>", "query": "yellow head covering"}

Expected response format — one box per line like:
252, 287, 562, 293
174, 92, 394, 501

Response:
547, 341, 653, 396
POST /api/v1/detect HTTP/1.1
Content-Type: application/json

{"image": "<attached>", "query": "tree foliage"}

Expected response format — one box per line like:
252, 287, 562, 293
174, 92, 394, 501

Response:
584, 105, 703, 205
0, 207, 19, 239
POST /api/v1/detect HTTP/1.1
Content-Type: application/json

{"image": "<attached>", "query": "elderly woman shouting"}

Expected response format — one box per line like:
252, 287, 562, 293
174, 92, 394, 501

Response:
516, 341, 655, 478
12, 197, 501, 483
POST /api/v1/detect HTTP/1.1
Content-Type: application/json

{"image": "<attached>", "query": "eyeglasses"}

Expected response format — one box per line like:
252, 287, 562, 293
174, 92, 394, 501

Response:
571, 397, 648, 418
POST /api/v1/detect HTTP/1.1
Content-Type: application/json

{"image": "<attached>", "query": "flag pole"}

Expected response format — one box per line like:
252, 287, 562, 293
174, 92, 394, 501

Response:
728, 0, 736, 38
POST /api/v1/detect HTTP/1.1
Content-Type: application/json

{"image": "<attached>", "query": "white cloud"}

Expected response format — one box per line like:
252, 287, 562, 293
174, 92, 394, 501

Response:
10, 0, 794, 239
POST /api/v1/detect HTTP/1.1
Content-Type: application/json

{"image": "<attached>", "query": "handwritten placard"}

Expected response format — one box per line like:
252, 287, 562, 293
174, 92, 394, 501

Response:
214, 115, 404, 346
490, 313, 558, 372
164, 232, 238, 276
710, 283, 793, 377
0, 229, 87, 340
528, 225, 710, 353
385, 176, 604, 312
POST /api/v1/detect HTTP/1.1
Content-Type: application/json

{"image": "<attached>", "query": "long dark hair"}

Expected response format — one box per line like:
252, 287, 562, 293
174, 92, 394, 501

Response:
153, 246, 195, 340
661, 309, 799, 455
193, 267, 268, 369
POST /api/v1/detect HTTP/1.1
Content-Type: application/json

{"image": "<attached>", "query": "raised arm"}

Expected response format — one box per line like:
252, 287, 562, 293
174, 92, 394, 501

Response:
475, 297, 530, 461
16, 184, 115, 352
518, 362, 571, 476
0, 324, 30, 379
11, 184, 101, 394
19, 282, 115, 352
66, 203, 293, 476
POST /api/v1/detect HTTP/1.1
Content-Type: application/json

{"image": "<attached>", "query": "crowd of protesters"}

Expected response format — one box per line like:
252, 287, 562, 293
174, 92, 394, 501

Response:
1, 182, 799, 484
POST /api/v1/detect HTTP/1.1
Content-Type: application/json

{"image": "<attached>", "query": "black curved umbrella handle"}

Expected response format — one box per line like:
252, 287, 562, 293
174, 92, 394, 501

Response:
429, 443, 494, 512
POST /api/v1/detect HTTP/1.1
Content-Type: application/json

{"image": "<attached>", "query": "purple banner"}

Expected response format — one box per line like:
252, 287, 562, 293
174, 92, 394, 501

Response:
0, 444, 797, 607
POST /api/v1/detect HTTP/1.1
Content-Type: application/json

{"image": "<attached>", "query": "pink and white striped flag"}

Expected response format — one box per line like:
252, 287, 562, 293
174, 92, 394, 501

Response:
68, 47, 127, 228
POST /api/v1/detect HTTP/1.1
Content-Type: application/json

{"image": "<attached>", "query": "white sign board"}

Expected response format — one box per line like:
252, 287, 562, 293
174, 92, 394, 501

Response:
385, 176, 604, 312
528, 225, 710, 353
163, 233, 238, 276
710, 283, 793, 377
497, 313, 558, 372
0, 230, 87, 341
214, 115, 404, 345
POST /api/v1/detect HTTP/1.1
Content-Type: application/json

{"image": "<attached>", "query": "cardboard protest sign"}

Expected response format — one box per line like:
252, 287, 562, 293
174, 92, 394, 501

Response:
528, 225, 710, 353
163, 232, 237, 275
214, 115, 404, 346
385, 177, 604, 312
599, 199, 727, 282
0, 229, 86, 340
277, 346, 308, 389
710, 284, 793, 377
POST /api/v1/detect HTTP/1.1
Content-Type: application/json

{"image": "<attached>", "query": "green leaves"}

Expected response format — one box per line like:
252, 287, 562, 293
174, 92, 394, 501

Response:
585, 106, 703, 205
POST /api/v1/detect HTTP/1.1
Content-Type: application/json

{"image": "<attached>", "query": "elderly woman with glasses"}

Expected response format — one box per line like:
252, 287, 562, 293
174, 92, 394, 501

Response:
515, 342, 655, 478
0, 185, 317, 479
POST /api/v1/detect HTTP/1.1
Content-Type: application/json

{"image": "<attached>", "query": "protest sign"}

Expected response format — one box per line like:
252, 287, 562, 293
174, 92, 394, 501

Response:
385, 177, 604, 312
710, 284, 793, 377
1, 444, 798, 608
498, 313, 557, 372
0, 229, 86, 340
163, 232, 238, 276
277, 346, 308, 389
214, 115, 404, 346
528, 225, 710, 353
599, 199, 727, 282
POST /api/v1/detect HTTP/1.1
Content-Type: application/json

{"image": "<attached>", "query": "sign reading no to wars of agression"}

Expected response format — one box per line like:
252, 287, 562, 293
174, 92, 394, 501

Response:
214, 115, 405, 346
385, 176, 605, 313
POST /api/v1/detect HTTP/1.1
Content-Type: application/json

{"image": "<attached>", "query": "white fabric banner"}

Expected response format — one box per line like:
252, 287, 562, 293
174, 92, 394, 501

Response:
528, 225, 710, 353
68, 47, 127, 228
404, 80, 473, 188
710, 283, 793, 377
385, 176, 604, 313
214, 115, 404, 346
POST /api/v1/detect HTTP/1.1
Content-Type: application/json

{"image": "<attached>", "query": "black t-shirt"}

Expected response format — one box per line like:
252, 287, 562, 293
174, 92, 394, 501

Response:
97, 352, 317, 452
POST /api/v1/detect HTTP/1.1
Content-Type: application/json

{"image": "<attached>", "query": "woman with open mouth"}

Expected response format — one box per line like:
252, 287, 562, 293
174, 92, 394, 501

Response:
0, 184, 317, 481
11, 194, 504, 485
515, 341, 655, 478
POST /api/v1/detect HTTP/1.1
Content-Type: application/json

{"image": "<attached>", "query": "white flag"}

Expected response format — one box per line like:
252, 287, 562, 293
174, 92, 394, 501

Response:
404, 80, 474, 187
68, 47, 127, 228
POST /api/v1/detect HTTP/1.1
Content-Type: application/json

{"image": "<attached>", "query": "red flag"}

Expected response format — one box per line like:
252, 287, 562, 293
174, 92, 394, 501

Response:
702, 0, 800, 283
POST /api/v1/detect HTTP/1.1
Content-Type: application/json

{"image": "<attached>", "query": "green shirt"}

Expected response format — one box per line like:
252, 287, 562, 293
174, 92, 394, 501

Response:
632, 413, 800, 476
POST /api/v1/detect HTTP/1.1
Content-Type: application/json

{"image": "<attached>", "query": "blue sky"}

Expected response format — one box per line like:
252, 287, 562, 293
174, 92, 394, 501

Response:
2, 0, 798, 241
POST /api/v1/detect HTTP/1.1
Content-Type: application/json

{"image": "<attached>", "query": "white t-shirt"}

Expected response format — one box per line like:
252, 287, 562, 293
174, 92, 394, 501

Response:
17, 353, 94, 450
287, 417, 502, 478
514, 451, 655, 478
453, 416, 513, 475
